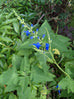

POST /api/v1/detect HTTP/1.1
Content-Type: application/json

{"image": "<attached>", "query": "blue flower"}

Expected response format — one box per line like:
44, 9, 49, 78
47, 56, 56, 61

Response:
42, 34, 45, 38
33, 31, 35, 33
31, 24, 33, 27
58, 90, 61, 95
56, 85, 61, 95
22, 24, 24, 27
56, 85, 59, 88
36, 28, 38, 32
37, 36, 39, 39
24, 30, 31, 36
45, 43, 49, 50
33, 42, 41, 49
30, 36, 34, 39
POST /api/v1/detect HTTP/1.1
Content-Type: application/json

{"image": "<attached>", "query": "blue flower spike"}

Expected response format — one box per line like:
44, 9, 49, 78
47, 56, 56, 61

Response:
36, 29, 39, 34
56, 85, 61, 95
42, 34, 45, 40
30, 36, 34, 39
31, 24, 33, 27
22, 24, 24, 27
58, 90, 61, 95
45, 43, 50, 50
33, 31, 35, 33
31, 24, 33, 29
56, 85, 59, 88
42, 34, 45, 38
33, 42, 41, 49
24, 30, 31, 36
37, 36, 39, 39
36, 28, 39, 32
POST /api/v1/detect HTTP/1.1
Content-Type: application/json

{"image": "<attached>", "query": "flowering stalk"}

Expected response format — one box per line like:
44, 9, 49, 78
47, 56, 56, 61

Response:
13, 10, 70, 78
49, 51, 71, 78
13, 10, 33, 32
45, 28, 71, 78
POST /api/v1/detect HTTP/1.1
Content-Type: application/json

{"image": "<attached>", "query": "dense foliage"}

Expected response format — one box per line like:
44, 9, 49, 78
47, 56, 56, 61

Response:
0, 0, 74, 99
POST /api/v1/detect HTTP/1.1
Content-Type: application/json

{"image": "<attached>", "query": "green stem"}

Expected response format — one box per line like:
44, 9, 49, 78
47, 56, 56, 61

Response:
13, 10, 33, 32
54, 61, 70, 78
49, 51, 71, 78
33, 46, 71, 78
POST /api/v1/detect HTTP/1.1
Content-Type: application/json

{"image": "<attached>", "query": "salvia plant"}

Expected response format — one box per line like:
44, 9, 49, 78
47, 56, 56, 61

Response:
0, 9, 74, 99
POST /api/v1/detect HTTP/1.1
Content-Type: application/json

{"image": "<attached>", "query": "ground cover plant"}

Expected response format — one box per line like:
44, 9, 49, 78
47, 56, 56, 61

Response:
0, 0, 74, 99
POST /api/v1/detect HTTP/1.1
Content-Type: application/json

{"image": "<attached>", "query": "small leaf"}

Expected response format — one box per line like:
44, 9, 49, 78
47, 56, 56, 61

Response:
0, 36, 13, 42
13, 21, 19, 33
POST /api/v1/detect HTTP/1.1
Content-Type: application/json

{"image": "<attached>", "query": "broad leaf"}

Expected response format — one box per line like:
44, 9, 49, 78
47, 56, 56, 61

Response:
31, 66, 55, 83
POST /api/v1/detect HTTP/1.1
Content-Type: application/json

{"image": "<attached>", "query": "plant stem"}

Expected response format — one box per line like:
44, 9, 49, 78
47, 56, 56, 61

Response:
54, 61, 70, 78
49, 51, 71, 78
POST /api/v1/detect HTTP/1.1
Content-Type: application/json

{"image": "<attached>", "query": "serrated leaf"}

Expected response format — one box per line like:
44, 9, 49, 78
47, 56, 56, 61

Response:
65, 61, 74, 79
20, 52, 30, 72
17, 87, 31, 99
39, 20, 73, 59
17, 76, 36, 99
0, 67, 18, 92
18, 76, 29, 90
31, 66, 55, 83
12, 54, 22, 70
58, 77, 74, 93
35, 52, 49, 72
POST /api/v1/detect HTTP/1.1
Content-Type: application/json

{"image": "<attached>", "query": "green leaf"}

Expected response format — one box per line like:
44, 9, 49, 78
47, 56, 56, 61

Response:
0, 67, 18, 92
19, 37, 39, 50
39, 20, 70, 53
17, 86, 31, 99
13, 21, 19, 33
60, 90, 72, 98
35, 52, 49, 72
63, 50, 74, 59
17, 76, 36, 99
12, 54, 22, 70
0, 36, 13, 42
58, 77, 74, 93
31, 66, 55, 83
39, 20, 73, 60
0, 54, 5, 58
51, 35, 70, 52
18, 76, 29, 90
2, 19, 16, 25
0, 26, 13, 30
9, 93, 17, 99
20, 52, 30, 72
65, 61, 74, 79
0, 0, 6, 6
1, 48, 9, 53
